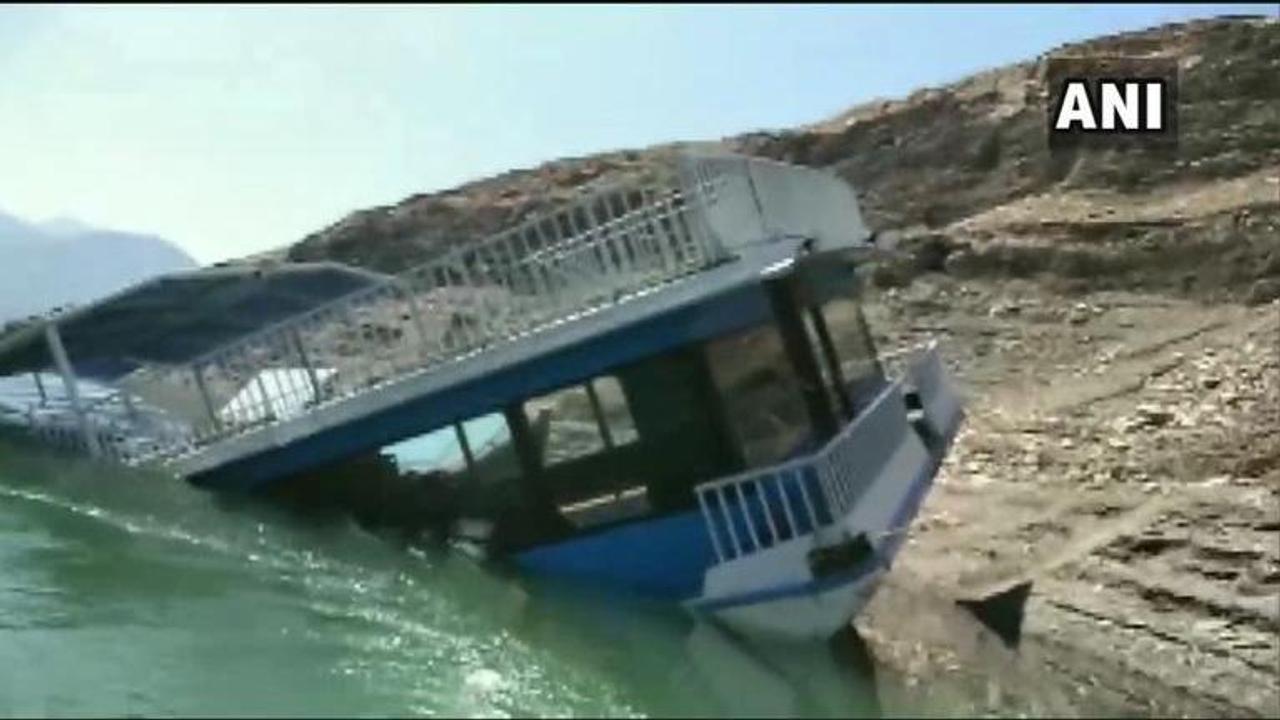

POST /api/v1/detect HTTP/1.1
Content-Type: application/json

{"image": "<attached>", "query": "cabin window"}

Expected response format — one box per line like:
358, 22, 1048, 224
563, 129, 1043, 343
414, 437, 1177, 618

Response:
527, 385, 605, 466
381, 411, 517, 484
527, 375, 639, 467
525, 375, 647, 528
819, 297, 886, 411
801, 309, 850, 420
592, 375, 638, 446
705, 323, 812, 467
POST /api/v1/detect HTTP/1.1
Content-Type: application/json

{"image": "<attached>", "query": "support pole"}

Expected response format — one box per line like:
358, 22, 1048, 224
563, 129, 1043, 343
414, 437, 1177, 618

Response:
254, 371, 274, 423
809, 306, 855, 420
502, 403, 571, 538
584, 380, 615, 450
289, 328, 323, 405
32, 372, 48, 406
765, 277, 840, 441
454, 422, 476, 478
44, 322, 101, 458
193, 363, 221, 434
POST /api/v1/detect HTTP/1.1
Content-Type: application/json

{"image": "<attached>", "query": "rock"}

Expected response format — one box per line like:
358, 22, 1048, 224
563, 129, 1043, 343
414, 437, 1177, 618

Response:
989, 300, 1022, 318
1245, 278, 1280, 306
1134, 404, 1176, 428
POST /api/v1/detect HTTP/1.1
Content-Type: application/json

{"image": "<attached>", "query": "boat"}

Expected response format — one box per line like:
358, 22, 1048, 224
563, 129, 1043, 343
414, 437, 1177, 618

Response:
0, 152, 964, 639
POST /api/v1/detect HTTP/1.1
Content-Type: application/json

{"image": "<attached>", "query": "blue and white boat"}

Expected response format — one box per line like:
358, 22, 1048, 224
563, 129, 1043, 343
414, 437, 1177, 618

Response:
0, 153, 963, 639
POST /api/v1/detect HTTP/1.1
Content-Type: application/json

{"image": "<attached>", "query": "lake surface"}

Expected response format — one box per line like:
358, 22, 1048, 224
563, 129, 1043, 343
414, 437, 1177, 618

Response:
0, 438, 885, 717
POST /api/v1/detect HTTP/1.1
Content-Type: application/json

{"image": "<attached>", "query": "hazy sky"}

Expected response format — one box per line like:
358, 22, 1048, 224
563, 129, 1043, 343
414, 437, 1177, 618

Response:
1, 4, 1273, 264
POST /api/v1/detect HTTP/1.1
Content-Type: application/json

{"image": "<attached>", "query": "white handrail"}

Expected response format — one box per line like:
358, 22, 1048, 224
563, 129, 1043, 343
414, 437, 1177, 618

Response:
694, 342, 947, 565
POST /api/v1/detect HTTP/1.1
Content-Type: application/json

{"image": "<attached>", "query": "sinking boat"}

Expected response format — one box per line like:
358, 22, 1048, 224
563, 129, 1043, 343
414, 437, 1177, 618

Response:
0, 153, 963, 639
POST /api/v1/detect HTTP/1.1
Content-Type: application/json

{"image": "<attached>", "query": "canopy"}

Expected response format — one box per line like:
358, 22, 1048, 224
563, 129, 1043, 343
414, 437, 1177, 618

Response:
0, 261, 390, 380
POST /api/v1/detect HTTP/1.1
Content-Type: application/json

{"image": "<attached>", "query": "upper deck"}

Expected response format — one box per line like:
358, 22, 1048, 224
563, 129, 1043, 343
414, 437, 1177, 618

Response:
0, 154, 875, 484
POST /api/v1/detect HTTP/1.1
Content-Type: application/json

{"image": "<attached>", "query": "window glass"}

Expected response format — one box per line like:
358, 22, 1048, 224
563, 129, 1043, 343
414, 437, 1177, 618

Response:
527, 385, 605, 466
591, 375, 638, 446
383, 424, 468, 476
801, 309, 846, 416
381, 411, 512, 478
705, 323, 812, 467
820, 297, 882, 385
526, 376, 640, 468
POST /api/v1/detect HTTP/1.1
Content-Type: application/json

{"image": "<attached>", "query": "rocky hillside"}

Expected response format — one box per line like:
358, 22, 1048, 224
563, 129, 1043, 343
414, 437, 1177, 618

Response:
742, 16, 1277, 229
287, 16, 1278, 303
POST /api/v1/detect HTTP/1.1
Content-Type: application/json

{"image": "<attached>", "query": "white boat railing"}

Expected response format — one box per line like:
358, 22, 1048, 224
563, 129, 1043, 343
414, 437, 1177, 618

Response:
21, 153, 875, 472
694, 341, 953, 565
122, 184, 719, 466
20, 388, 197, 465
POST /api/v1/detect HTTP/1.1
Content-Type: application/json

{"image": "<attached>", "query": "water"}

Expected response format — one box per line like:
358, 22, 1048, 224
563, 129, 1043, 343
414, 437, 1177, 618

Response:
0, 437, 884, 717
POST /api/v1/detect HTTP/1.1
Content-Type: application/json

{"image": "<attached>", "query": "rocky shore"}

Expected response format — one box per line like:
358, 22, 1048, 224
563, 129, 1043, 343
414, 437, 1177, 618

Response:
856, 276, 1278, 717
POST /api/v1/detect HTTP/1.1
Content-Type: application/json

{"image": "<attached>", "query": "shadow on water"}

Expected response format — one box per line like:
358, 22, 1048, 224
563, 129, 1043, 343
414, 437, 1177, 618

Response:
0, 438, 889, 718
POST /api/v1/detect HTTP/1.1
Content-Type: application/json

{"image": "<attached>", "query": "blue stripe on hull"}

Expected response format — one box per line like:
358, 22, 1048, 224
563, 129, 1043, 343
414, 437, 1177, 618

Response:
514, 511, 716, 600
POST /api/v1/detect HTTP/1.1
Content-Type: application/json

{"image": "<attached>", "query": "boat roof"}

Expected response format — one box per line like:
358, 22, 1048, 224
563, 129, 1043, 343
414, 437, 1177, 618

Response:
0, 262, 390, 380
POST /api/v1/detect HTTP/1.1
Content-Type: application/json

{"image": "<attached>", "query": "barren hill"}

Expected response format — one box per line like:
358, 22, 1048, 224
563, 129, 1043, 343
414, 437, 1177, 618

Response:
286, 16, 1278, 306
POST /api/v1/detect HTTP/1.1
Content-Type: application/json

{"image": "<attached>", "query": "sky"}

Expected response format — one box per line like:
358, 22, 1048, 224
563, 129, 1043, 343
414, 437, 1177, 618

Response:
0, 3, 1274, 265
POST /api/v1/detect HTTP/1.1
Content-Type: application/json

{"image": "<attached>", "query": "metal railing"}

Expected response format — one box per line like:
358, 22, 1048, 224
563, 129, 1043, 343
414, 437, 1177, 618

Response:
21, 153, 875, 471
127, 183, 719, 466
694, 342, 950, 565
20, 388, 197, 465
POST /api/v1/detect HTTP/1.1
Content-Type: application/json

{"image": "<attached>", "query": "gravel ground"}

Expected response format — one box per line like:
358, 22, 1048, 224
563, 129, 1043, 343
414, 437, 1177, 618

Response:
851, 274, 1278, 717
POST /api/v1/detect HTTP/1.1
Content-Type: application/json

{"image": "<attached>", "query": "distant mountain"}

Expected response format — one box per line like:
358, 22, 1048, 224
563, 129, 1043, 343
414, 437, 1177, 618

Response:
36, 216, 96, 238
0, 210, 197, 322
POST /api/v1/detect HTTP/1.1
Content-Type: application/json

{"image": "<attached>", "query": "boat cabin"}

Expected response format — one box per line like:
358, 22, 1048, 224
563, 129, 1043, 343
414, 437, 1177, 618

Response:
251, 244, 891, 599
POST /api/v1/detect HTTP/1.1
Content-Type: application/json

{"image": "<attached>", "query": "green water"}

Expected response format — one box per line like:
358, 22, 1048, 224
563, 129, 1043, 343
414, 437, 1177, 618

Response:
0, 440, 882, 718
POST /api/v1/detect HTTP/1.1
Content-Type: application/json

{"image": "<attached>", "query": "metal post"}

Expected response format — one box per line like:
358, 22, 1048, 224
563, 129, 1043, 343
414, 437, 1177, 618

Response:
766, 276, 840, 441
289, 328, 324, 404
716, 485, 742, 559
43, 322, 101, 458
454, 422, 476, 477
809, 306, 855, 420
697, 490, 726, 563
584, 380, 614, 450
755, 477, 780, 545
193, 363, 221, 433
32, 372, 48, 406
254, 369, 273, 423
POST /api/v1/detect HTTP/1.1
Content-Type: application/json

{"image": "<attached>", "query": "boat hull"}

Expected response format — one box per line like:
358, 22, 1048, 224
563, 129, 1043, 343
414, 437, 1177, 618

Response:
693, 564, 886, 640
514, 343, 964, 641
